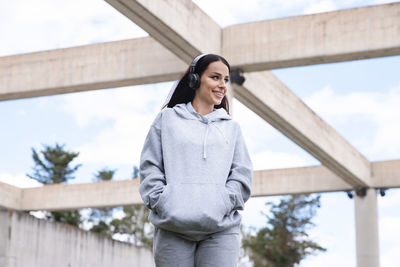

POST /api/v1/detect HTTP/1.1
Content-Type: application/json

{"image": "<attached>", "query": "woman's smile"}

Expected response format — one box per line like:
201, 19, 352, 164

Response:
212, 90, 225, 98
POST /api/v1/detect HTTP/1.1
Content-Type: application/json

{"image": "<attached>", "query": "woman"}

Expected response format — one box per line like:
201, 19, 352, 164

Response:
139, 54, 253, 267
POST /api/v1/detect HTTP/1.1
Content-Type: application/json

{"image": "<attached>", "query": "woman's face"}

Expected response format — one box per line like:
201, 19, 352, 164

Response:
195, 60, 230, 106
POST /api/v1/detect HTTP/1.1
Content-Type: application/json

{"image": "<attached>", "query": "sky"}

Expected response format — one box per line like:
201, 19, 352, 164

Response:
1, 0, 400, 266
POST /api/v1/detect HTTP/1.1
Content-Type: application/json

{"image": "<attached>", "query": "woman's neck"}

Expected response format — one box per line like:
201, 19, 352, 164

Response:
191, 99, 214, 116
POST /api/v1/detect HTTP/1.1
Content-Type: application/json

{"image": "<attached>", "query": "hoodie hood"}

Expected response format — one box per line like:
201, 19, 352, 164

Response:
173, 102, 231, 159
173, 101, 231, 122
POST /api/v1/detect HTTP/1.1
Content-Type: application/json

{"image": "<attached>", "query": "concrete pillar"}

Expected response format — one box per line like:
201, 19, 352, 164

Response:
0, 209, 10, 266
354, 188, 380, 267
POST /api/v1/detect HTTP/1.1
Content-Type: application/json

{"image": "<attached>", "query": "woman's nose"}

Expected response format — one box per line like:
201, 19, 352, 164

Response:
219, 79, 227, 88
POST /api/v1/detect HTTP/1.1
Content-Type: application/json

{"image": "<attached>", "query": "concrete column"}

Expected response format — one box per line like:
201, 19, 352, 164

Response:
0, 209, 10, 266
354, 188, 380, 267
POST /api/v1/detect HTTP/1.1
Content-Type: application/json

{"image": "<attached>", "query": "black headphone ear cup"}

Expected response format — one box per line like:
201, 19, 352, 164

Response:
188, 73, 200, 90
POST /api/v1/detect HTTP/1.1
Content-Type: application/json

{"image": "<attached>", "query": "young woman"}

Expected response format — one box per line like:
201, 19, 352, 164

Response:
139, 54, 253, 267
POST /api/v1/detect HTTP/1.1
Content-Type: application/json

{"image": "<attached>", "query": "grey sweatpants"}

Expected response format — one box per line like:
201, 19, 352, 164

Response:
153, 227, 240, 267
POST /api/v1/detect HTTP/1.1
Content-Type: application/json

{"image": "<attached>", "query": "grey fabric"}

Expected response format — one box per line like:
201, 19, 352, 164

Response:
153, 227, 240, 267
139, 101, 253, 238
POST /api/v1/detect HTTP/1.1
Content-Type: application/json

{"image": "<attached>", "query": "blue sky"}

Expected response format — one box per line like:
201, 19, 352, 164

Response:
1, 0, 399, 266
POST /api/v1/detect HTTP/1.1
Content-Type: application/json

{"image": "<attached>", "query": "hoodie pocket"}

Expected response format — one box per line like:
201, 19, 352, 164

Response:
154, 183, 230, 232
219, 187, 233, 213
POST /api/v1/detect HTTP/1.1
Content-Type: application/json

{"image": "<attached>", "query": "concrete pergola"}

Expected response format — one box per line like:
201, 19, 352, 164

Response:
1, 1, 400, 266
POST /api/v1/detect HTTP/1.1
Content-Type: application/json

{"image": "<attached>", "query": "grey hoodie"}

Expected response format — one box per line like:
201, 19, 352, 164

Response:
139, 101, 253, 237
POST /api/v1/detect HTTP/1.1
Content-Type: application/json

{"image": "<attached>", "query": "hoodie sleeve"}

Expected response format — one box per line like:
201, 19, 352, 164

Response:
226, 123, 253, 211
139, 112, 166, 210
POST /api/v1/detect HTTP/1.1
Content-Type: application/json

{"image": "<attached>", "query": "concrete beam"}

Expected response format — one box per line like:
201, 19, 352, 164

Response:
21, 180, 142, 211
19, 160, 400, 210
0, 161, 396, 211
105, 0, 221, 63
252, 160, 400, 196
252, 165, 352, 197
223, 3, 400, 71
0, 181, 21, 210
371, 160, 400, 188
233, 71, 371, 187
0, 38, 186, 101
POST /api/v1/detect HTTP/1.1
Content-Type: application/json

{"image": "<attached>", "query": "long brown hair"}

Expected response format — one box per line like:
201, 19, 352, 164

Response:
162, 54, 231, 115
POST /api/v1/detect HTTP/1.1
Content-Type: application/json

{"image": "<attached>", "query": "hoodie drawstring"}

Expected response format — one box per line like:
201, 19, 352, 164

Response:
203, 122, 210, 159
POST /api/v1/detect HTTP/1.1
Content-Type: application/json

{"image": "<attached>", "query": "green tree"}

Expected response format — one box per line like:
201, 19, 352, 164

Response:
109, 165, 154, 249
88, 168, 117, 238
242, 194, 326, 267
132, 166, 139, 179
27, 143, 81, 184
27, 143, 82, 227
93, 168, 116, 182
86, 165, 153, 249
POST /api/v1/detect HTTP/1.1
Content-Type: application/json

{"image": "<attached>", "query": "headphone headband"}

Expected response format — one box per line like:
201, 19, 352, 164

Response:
188, 54, 207, 90
189, 54, 206, 74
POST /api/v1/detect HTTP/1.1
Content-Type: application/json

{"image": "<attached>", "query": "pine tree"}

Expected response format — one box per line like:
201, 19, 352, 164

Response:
88, 168, 117, 238
109, 165, 154, 249
87, 165, 154, 249
27, 143, 81, 184
242, 194, 326, 267
27, 143, 82, 227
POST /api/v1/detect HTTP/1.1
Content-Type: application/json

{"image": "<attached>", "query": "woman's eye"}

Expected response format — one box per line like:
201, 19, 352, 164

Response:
225, 78, 229, 83
211, 76, 219, 80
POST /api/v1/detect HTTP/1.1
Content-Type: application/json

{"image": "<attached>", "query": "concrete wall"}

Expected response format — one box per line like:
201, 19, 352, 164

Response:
0, 209, 155, 267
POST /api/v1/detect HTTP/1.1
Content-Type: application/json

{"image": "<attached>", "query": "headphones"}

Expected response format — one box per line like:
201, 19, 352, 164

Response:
188, 54, 206, 90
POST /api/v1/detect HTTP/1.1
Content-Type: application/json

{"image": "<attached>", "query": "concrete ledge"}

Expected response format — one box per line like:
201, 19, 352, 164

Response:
0, 160, 398, 211
21, 179, 142, 211
0, 181, 21, 210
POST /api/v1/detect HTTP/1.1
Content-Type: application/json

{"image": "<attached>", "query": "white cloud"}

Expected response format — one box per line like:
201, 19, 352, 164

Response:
232, 99, 278, 152
29, 211, 47, 220
15, 109, 26, 116
0, 173, 42, 188
379, 190, 400, 209
0, 0, 147, 56
193, 0, 380, 27
112, 209, 126, 220
251, 150, 311, 170
303, 0, 337, 14
301, 251, 355, 267
381, 247, 400, 267
373, 0, 400, 4
380, 212, 400, 267
60, 82, 173, 165
380, 216, 400, 244
304, 84, 400, 160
